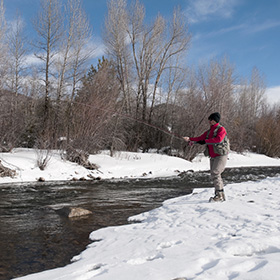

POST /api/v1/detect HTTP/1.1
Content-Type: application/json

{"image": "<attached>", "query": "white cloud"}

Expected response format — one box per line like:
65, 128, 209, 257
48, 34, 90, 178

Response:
265, 86, 280, 105
185, 0, 239, 23
245, 20, 280, 34
24, 53, 43, 66
7, 17, 25, 33
86, 38, 106, 60
204, 23, 245, 37
22, 36, 106, 68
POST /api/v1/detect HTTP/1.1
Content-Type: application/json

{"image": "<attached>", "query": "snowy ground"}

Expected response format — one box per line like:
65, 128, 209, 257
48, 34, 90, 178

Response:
1, 148, 280, 183
1, 149, 280, 280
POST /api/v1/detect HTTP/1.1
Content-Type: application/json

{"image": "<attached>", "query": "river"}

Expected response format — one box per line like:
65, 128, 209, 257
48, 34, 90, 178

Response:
0, 166, 280, 280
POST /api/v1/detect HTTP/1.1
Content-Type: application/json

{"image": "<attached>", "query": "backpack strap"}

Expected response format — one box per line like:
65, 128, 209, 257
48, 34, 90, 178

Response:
206, 124, 222, 139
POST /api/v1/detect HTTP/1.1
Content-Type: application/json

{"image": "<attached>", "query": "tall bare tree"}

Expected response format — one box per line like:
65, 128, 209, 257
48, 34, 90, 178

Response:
62, 0, 93, 146
105, 0, 131, 113
0, 0, 8, 90
232, 67, 266, 151
45, 0, 92, 148
104, 0, 191, 151
6, 12, 27, 95
147, 7, 191, 123
33, 0, 63, 137
67, 0, 92, 101
195, 58, 235, 125
55, 0, 91, 102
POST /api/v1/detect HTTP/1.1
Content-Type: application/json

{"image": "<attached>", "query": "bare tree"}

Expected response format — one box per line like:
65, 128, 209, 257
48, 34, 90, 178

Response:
44, 0, 91, 148
125, 3, 191, 123
54, 0, 91, 102
70, 58, 119, 154
195, 58, 235, 125
147, 7, 191, 123
33, 0, 63, 136
62, 0, 93, 147
0, 0, 8, 90
6, 12, 28, 95
0, 3, 29, 151
104, 0, 191, 151
67, 0, 93, 101
104, 0, 131, 113
232, 67, 266, 151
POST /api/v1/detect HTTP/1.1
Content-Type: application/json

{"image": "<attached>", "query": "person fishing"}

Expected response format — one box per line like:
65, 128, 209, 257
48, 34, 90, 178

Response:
183, 112, 230, 202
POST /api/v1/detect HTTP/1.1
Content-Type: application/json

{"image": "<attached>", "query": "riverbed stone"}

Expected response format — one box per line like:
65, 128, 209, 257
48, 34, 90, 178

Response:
56, 207, 92, 218
69, 207, 92, 218
37, 177, 45, 182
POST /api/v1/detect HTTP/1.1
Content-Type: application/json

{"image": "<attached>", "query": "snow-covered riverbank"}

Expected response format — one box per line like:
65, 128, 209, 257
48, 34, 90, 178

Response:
1, 149, 280, 280
1, 148, 280, 184
14, 178, 280, 280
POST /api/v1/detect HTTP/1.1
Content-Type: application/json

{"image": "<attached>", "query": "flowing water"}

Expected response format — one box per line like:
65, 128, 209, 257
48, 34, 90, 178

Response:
0, 166, 280, 280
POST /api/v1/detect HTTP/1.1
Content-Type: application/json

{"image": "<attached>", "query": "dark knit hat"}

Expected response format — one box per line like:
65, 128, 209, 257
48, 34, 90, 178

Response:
208, 112, 220, 123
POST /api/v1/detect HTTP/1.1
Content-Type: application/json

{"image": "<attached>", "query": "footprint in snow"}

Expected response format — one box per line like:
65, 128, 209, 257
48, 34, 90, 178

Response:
127, 252, 164, 265
157, 240, 183, 250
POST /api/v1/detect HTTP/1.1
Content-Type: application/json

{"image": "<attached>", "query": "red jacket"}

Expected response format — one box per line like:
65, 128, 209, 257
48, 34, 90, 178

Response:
190, 123, 227, 158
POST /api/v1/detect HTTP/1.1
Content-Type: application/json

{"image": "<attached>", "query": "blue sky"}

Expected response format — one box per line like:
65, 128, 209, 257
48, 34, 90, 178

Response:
4, 0, 280, 102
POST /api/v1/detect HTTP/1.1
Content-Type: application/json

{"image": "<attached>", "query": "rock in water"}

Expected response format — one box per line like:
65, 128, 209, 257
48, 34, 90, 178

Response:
68, 207, 92, 218
56, 207, 92, 218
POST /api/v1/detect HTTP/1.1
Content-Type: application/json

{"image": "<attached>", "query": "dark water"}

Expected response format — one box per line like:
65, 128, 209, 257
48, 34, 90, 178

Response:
0, 166, 280, 280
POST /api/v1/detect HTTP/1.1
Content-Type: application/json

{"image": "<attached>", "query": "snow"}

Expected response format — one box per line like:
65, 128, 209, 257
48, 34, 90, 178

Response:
1, 148, 280, 280
1, 148, 280, 184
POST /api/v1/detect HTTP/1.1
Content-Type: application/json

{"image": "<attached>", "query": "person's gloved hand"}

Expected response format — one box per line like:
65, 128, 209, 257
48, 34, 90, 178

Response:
197, 140, 206, 145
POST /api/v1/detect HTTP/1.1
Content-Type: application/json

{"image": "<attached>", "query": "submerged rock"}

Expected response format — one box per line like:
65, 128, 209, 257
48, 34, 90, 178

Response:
56, 207, 92, 218
69, 207, 92, 218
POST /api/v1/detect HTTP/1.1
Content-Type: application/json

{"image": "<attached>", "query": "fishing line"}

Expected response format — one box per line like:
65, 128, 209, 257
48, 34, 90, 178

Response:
67, 99, 185, 142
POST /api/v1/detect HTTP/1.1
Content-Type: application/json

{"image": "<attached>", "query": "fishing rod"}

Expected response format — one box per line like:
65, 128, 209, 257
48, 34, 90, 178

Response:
68, 99, 186, 142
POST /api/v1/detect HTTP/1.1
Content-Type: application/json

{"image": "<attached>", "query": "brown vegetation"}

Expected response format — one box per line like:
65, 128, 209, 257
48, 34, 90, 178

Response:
0, 160, 16, 178
0, 0, 279, 162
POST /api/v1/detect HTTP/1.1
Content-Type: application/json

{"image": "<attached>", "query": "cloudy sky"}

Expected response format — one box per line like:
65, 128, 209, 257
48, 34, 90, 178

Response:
4, 0, 280, 103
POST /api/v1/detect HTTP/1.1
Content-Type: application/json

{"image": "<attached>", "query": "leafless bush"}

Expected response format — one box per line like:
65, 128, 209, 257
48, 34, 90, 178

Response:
255, 108, 280, 157
0, 160, 16, 177
35, 138, 52, 170
35, 148, 52, 170
65, 146, 98, 170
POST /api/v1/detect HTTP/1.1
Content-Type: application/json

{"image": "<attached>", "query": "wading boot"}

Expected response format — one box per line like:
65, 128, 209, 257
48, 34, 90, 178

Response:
209, 189, 226, 202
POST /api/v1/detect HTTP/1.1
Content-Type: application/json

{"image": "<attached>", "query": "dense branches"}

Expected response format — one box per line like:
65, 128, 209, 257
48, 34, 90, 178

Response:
0, 0, 279, 159
105, 0, 191, 150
